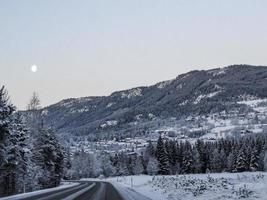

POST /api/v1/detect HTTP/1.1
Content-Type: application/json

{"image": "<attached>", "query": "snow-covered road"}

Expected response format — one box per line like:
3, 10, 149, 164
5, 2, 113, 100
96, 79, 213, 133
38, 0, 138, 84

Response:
0, 181, 152, 200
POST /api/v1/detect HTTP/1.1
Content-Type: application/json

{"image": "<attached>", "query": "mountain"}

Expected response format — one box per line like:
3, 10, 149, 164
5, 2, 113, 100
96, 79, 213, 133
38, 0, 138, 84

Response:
38, 65, 267, 141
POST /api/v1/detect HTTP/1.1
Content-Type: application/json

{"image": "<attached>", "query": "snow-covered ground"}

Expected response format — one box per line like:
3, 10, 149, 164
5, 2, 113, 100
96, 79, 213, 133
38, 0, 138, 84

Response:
105, 172, 267, 200
0, 182, 79, 200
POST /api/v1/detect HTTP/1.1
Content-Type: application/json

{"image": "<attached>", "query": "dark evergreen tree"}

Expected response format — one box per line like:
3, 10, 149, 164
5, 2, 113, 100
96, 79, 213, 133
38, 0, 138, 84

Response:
195, 140, 208, 173
6, 113, 28, 194
0, 86, 16, 196
181, 142, 193, 174
236, 145, 248, 172
33, 128, 64, 188
156, 136, 170, 175
249, 147, 259, 171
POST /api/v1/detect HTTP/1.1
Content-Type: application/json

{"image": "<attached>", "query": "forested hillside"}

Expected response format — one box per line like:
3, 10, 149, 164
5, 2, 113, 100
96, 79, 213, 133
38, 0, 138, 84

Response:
37, 65, 267, 141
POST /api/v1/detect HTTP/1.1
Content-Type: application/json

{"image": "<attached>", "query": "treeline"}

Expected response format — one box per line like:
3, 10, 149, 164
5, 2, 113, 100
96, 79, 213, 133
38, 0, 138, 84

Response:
0, 87, 70, 197
68, 134, 267, 179
147, 135, 267, 175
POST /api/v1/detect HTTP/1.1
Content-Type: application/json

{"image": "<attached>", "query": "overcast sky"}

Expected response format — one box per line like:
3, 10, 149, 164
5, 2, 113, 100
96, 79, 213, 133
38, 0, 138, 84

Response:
1, 0, 267, 109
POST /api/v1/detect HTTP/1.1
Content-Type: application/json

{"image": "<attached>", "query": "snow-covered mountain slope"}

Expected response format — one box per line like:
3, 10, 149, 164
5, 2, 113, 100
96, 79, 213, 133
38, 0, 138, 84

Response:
31, 65, 267, 144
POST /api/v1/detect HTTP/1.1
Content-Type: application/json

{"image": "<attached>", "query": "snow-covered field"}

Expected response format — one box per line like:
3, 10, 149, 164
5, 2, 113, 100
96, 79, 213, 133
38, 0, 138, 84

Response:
106, 172, 267, 200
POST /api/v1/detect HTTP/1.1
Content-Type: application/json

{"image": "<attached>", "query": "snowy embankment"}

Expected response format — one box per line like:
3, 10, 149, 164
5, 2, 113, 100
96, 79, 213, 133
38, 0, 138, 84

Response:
105, 172, 267, 200
0, 182, 79, 200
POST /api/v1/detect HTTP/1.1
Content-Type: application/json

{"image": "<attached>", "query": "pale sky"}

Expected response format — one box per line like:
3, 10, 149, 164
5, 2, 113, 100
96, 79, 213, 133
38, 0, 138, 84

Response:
1, 0, 267, 109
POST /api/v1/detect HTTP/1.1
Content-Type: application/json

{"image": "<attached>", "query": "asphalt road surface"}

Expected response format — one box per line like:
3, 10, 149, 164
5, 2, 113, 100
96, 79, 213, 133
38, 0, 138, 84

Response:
18, 181, 126, 200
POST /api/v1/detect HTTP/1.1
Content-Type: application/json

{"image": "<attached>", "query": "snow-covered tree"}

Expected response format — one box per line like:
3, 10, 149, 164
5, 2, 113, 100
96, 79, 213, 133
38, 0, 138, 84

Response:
236, 146, 247, 172
0, 88, 68, 197
32, 128, 64, 188
132, 156, 144, 175
100, 153, 116, 177
249, 147, 259, 172
195, 140, 208, 173
0, 86, 16, 196
5, 113, 29, 193
264, 149, 267, 171
146, 157, 158, 175
227, 151, 237, 172
143, 141, 155, 164
210, 148, 227, 172
156, 136, 170, 175
181, 144, 193, 174
168, 140, 178, 174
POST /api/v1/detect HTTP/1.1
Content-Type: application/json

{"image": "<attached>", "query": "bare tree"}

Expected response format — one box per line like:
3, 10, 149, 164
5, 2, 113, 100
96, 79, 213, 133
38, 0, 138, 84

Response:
27, 92, 41, 111
26, 92, 42, 129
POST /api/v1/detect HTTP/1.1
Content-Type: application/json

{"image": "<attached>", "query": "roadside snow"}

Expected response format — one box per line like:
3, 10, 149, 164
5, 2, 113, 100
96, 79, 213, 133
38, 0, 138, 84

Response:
111, 182, 152, 200
105, 172, 267, 200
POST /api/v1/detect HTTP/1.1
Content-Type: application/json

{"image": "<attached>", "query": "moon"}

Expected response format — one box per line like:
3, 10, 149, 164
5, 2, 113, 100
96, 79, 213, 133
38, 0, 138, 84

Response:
31, 65, 38, 73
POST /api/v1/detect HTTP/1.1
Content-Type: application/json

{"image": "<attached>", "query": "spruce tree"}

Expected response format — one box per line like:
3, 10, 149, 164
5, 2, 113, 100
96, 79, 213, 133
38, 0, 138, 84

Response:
156, 136, 170, 175
264, 150, 267, 171
6, 113, 28, 193
195, 140, 208, 173
0, 86, 15, 196
181, 142, 193, 174
211, 148, 221, 172
249, 147, 259, 171
227, 151, 236, 172
236, 146, 247, 172
168, 140, 178, 174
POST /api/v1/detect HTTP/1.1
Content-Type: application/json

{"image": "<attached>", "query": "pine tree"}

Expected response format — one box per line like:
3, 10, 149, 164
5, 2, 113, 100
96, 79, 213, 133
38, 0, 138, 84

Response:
32, 128, 64, 188
211, 148, 220, 172
6, 113, 29, 193
236, 146, 247, 172
0, 86, 16, 196
0, 86, 14, 165
156, 136, 170, 175
192, 147, 201, 173
168, 140, 178, 174
264, 149, 267, 171
227, 151, 237, 172
249, 147, 259, 171
63, 148, 72, 179
181, 142, 193, 174
210, 148, 227, 172
195, 139, 208, 173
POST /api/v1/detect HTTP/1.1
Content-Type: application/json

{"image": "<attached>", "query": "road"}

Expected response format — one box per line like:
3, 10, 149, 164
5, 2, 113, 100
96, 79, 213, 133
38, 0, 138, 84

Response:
17, 181, 127, 200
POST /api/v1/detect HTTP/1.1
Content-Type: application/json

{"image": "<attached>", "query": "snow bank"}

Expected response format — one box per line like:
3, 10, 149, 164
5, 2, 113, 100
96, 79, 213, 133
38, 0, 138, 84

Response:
105, 172, 267, 200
